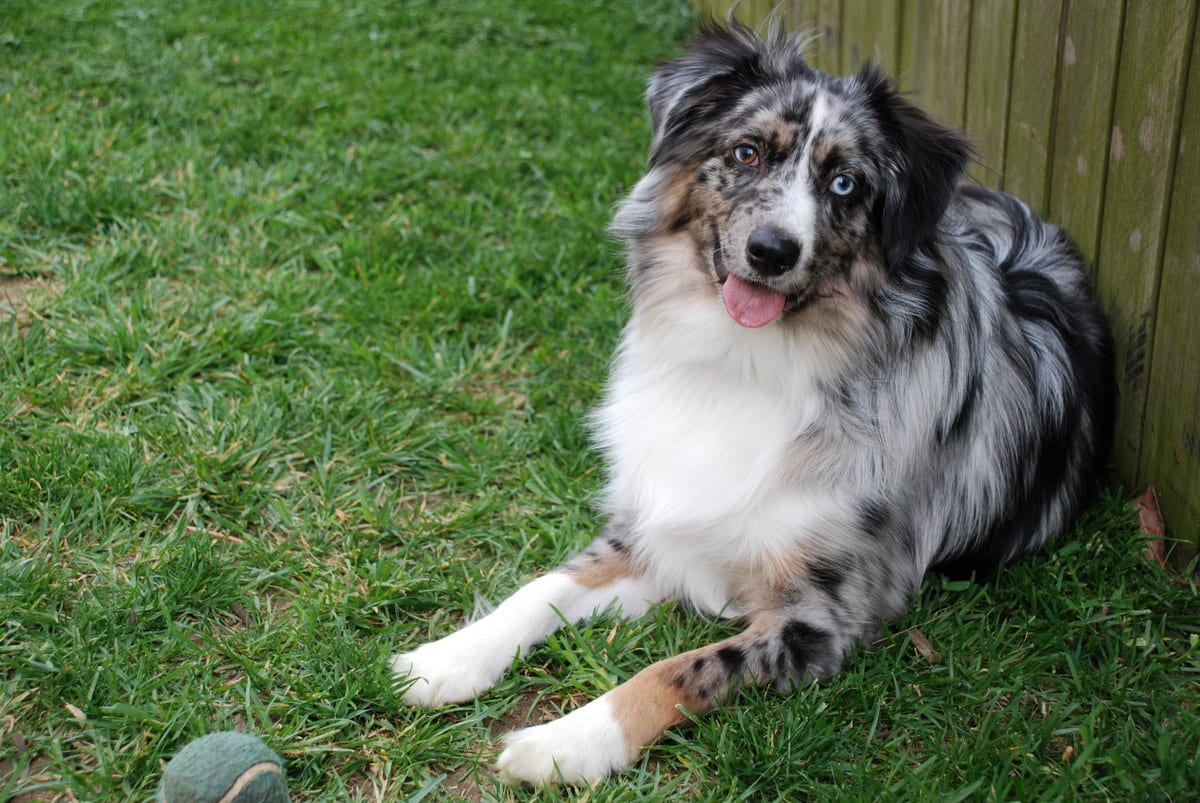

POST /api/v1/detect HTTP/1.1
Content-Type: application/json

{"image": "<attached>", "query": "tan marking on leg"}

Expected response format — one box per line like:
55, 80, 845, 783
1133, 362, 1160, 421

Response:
739, 554, 805, 602
606, 656, 708, 758
566, 552, 643, 590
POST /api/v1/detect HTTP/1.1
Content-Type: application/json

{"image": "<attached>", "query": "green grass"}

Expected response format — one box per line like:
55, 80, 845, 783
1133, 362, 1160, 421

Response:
1, 1, 1197, 800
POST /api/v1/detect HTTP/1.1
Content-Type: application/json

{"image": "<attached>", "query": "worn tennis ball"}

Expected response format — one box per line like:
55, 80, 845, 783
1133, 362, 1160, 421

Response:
158, 731, 289, 803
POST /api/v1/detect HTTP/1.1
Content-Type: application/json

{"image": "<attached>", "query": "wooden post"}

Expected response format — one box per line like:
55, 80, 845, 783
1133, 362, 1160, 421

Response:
1094, 0, 1195, 489
1138, 5, 1200, 568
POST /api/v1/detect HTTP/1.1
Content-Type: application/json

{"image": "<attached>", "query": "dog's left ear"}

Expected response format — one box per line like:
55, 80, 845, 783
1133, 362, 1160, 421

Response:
859, 65, 973, 270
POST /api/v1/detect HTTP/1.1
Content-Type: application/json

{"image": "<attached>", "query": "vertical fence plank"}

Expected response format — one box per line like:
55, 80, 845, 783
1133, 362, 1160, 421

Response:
702, 1, 731, 22
1139, 5, 1200, 568
818, 0, 844, 74
1047, 0, 1125, 270
1003, 0, 1064, 214
898, 0, 973, 129
1095, 0, 1195, 484
840, 0, 902, 76
735, 0, 765, 25
965, 0, 1017, 187
784, 0, 843, 74
898, 0, 930, 88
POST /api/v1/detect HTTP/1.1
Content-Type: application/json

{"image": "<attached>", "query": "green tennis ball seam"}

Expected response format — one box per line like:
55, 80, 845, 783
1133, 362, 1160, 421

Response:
159, 732, 288, 803
218, 762, 284, 802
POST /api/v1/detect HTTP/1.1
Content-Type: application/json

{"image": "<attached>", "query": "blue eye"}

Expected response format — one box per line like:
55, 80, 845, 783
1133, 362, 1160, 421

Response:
830, 174, 856, 196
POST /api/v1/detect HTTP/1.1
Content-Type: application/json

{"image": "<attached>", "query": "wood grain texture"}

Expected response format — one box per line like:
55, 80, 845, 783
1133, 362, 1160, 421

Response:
1095, 0, 1195, 484
965, 0, 1018, 187
1138, 3, 1200, 568
1003, 0, 1065, 215
898, 0, 973, 129
783, 0, 843, 74
841, 0, 901, 75
1047, 0, 1125, 270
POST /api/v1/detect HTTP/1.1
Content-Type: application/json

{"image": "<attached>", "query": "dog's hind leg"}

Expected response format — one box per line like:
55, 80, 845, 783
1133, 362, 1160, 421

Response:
392, 530, 662, 707
495, 600, 863, 785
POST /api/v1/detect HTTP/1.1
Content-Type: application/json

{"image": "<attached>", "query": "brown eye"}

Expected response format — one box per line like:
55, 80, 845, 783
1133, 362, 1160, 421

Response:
731, 143, 760, 167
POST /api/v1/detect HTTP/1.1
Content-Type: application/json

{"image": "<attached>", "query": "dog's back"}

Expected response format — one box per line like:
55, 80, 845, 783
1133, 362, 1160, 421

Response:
923, 184, 1115, 577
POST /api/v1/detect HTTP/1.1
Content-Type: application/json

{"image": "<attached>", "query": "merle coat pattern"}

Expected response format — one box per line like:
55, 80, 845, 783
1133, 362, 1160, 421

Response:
391, 23, 1115, 785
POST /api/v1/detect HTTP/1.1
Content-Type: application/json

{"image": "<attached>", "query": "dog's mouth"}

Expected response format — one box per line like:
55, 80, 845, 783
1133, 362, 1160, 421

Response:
710, 237, 819, 328
712, 259, 810, 328
721, 274, 789, 328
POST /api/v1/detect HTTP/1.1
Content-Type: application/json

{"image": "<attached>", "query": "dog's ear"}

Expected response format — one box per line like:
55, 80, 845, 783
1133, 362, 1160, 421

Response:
859, 65, 973, 269
647, 22, 774, 165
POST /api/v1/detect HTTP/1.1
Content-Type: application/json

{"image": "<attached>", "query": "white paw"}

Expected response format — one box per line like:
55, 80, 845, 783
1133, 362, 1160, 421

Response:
390, 633, 508, 707
496, 696, 632, 785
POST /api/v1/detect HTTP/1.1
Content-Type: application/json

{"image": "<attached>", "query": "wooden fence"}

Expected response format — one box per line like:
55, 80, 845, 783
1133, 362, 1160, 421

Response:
707, 0, 1200, 565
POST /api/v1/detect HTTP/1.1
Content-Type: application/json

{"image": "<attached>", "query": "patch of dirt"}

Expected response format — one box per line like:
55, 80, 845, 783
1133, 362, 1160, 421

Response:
0, 754, 76, 802
0, 275, 60, 329
489, 687, 556, 735
429, 689, 560, 802
441, 762, 490, 803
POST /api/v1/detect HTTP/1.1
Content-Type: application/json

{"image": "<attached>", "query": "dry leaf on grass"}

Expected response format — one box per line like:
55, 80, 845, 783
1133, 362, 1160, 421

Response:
907, 626, 939, 664
1136, 484, 1170, 572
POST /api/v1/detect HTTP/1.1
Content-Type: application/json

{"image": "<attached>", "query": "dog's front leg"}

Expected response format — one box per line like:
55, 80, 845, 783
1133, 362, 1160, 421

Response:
392, 532, 660, 707
496, 609, 853, 785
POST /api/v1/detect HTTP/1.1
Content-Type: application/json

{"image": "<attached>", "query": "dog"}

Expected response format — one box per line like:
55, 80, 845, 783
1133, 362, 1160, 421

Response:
391, 22, 1115, 785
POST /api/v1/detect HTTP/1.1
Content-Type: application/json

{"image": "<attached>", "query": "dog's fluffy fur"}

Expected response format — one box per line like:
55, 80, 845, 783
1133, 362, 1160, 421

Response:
392, 23, 1115, 785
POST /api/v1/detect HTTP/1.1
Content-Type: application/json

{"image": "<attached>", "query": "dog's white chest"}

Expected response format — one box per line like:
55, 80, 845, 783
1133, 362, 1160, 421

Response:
593, 314, 828, 612
600, 364, 791, 521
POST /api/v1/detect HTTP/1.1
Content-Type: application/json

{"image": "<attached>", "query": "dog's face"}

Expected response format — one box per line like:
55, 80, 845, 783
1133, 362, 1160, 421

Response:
685, 87, 883, 326
616, 25, 971, 329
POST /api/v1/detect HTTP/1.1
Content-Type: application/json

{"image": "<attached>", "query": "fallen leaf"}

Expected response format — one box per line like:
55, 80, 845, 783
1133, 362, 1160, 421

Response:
1136, 484, 1170, 571
1137, 484, 1166, 536
64, 703, 86, 722
907, 626, 939, 664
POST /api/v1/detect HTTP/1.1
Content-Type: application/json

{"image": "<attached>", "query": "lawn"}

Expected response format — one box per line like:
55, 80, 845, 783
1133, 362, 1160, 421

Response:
1, 0, 1198, 800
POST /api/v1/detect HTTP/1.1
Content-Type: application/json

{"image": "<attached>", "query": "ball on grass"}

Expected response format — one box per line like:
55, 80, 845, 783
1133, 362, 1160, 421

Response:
158, 731, 289, 803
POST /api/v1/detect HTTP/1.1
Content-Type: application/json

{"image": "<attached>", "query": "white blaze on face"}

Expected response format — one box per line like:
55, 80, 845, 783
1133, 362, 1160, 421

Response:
773, 91, 829, 271
721, 92, 831, 330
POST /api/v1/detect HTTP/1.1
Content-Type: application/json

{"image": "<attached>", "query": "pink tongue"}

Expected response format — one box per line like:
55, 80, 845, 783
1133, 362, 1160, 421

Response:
722, 274, 787, 328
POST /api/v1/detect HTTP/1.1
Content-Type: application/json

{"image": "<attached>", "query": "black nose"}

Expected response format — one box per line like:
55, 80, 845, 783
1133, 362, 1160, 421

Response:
746, 228, 801, 277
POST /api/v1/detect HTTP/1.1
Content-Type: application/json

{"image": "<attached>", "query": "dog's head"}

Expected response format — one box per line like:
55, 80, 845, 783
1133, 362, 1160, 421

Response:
613, 23, 972, 329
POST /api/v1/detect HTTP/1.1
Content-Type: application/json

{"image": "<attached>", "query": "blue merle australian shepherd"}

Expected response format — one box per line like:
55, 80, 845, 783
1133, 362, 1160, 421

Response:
392, 22, 1115, 784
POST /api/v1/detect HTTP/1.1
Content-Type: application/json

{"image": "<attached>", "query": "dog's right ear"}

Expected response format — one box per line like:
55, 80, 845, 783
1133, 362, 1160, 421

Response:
647, 22, 767, 166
